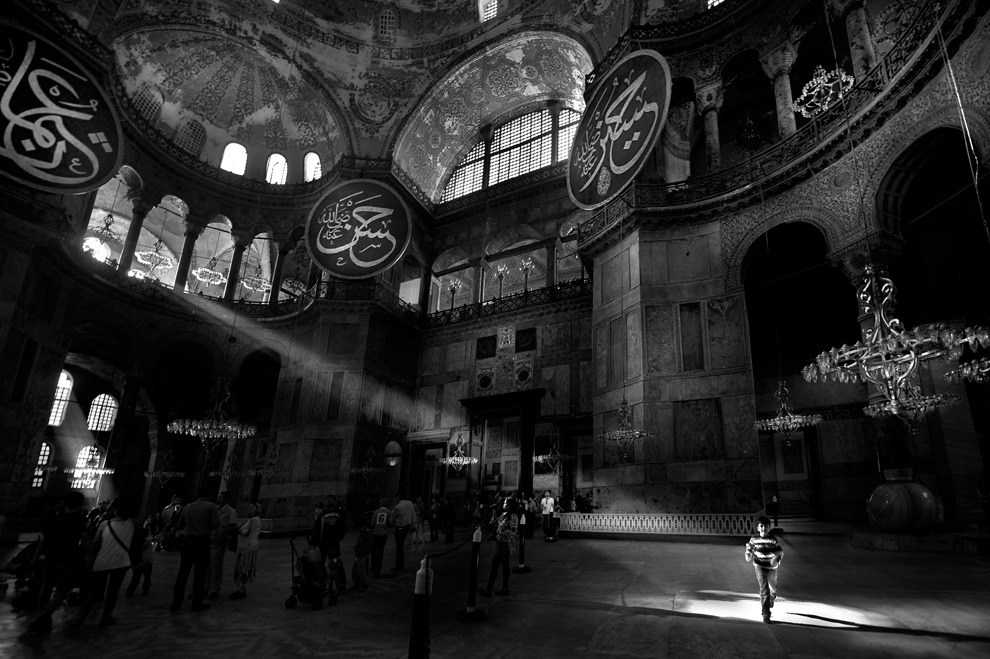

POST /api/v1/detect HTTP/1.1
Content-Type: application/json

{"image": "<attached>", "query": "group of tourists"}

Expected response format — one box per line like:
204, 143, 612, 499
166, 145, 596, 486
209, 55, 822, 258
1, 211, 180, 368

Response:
19, 486, 262, 639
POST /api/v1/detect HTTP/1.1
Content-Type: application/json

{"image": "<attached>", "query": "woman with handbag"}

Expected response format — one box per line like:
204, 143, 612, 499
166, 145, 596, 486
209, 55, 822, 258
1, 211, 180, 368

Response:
229, 502, 261, 600
70, 499, 136, 628
477, 497, 519, 597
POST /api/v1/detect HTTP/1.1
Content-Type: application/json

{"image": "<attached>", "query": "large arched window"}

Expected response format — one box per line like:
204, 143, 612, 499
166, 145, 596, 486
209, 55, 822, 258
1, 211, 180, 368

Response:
304, 152, 322, 182
72, 445, 100, 490
220, 143, 248, 175
32, 442, 52, 489
266, 153, 288, 184
87, 394, 119, 432
48, 370, 73, 426
440, 106, 581, 203
480, 0, 498, 22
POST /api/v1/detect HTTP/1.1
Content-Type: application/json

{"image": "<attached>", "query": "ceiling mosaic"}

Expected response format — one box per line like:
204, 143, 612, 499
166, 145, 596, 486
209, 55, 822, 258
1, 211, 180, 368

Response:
114, 29, 346, 166
393, 31, 593, 204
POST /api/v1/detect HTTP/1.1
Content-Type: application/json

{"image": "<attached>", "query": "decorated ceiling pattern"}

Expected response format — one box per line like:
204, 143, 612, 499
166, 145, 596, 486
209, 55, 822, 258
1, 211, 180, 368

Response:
114, 29, 346, 165
393, 31, 593, 204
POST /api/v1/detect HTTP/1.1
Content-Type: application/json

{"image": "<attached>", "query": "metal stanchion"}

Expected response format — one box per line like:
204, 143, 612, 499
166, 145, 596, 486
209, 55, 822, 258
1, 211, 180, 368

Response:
456, 527, 485, 622
408, 557, 433, 659
512, 513, 531, 574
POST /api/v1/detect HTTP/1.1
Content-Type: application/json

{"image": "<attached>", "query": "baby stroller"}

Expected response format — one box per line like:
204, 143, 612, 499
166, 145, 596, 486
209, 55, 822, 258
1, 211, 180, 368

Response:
285, 536, 336, 610
3, 538, 43, 611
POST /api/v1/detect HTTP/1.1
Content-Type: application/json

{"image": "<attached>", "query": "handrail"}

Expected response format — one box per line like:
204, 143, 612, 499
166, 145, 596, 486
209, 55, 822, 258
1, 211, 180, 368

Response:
426, 278, 592, 328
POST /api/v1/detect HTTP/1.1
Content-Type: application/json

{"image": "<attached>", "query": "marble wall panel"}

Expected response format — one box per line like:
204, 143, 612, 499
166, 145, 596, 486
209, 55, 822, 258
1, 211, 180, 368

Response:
342, 371, 362, 421
556, 364, 570, 416
679, 302, 705, 372
668, 235, 711, 283
819, 419, 871, 464
594, 323, 608, 389
602, 253, 622, 304
309, 438, 342, 482
625, 308, 643, 380
645, 305, 676, 374
721, 394, 758, 460
311, 370, 330, 421
579, 360, 592, 412
579, 317, 591, 350
361, 374, 384, 424
420, 346, 441, 376
327, 323, 360, 355
446, 339, 470, 372
441, 379, 468, 428
707, 295, 746, 369
673, 398, 724, 461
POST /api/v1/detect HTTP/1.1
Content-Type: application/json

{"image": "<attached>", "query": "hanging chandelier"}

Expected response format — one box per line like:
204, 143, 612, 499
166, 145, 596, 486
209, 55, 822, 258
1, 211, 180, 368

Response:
802, 265, 988, 432
754, 380, 822, 439
533, 427, 573, 474
135, 239, 176, 274
946, 357, 990, 383
241, 264, 272, 292
167, 377, 257, 452
599, 396, 653, 461
191, 257, 228, 287
440, 433, 478, 473
350, 445, 386, 483
792, 65, 855, 118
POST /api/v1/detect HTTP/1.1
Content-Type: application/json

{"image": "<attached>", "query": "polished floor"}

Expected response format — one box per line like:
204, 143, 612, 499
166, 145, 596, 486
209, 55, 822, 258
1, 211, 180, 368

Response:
1, 525, 989, 658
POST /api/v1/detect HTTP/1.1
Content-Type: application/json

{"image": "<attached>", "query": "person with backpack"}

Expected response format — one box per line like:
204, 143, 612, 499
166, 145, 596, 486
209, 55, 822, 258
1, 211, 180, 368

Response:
369, 498, 390, 578
69, 499, 136, 629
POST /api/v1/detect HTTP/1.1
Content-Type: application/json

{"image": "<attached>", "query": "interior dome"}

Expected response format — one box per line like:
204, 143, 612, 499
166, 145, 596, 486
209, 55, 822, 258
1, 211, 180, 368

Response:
114, 29, 345, 179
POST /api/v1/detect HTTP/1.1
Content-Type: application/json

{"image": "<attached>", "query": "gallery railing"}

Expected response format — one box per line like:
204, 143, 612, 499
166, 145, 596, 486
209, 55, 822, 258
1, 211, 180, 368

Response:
425, 278, 592, 328
558, 511, 762, 536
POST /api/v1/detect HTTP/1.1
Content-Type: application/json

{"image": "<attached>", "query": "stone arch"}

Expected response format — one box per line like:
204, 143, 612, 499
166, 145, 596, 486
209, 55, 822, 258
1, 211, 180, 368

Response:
725, 203, 844, 290
431, 246, 473, 273
485, 223, 543, 256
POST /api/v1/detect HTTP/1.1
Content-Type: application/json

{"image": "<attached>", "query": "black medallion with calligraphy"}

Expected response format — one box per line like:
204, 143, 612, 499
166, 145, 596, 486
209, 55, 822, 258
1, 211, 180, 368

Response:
0, 25, 123, 194
567, 50, 671, 210
306, 178, 412, 279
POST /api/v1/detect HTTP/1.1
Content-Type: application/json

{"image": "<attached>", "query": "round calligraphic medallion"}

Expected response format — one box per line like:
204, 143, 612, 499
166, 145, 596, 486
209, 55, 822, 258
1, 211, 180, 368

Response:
0, 25, 123, 194
567, 50, 671, 210
306, 179, 412, 279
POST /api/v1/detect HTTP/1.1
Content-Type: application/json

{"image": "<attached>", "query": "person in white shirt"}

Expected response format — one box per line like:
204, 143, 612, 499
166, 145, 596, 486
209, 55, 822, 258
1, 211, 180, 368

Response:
540, 490, 555, 537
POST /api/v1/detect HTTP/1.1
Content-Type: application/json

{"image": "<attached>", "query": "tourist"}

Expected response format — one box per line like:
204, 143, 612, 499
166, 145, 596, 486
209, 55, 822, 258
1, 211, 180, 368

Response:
478, 497, 519, 597
744, 515, 784, 624
229, 502, 262, 599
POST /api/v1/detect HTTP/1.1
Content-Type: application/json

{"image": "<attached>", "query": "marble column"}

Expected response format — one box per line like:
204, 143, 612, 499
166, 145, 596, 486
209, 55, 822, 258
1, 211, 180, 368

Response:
172, 220, 206, 293
268, 242, 293, 307
831, 0, 877, 82
696, 82, 724, 173
761, 43, 798, 139
118, 195, 156, 272
223, 234, 252, 302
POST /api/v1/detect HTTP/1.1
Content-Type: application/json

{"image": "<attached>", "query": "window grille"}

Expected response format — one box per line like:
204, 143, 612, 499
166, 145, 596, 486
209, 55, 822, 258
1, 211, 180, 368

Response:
133, 85, 164, 124
32, 442, 51, 488
220, 143, 248, 175
707, 0, 726, 8
87, 394, 118, 432
482, 0, 498, 22
266, 153, 288, 184
440, 141, 486, 202
379, 9, 396, 37
174, 120, 206, 157
304, 152, 322, 181
48, 371, 72, 426
72, 446, 100, 490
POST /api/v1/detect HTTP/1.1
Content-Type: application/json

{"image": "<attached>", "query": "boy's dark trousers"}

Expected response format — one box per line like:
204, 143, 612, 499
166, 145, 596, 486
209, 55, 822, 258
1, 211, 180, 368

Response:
754, 565, 778, 613
126, 562, 152, 595
370, 534, 387, 577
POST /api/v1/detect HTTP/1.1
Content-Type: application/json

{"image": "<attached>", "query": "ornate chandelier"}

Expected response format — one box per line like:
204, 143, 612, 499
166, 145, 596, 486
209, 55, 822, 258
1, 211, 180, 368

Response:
599, 396, 653, 461
793, 65, 854, 118
240, 264, 272, 292
802, 265, 988, 432
754, 380, 822, 440
191, 257, 228, 287
167, 377, 257, 452
533, 427, 573, 474
135, 239, 176, 274
440, 433, 477, 473
946, 357, 990, 383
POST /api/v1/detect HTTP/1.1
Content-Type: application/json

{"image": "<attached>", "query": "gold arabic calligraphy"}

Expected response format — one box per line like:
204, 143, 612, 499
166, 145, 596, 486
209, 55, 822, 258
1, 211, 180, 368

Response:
572, 69, 660, 194
316, 190, 399, 270
0, 36, 112, 186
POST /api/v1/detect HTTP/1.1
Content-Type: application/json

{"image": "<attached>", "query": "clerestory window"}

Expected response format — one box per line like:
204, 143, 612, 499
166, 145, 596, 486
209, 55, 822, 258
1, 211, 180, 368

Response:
32, 442, 51, 488
87, 393, 118, 432
220, 142, 248, 175
48, 370, 73, 426
440, 106, 581, 203
266, 153, 288, 185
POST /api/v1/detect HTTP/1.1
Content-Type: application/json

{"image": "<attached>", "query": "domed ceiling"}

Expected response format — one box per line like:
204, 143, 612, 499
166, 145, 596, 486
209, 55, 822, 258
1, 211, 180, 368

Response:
393, 31, 593, 204
114, 29, 346, 175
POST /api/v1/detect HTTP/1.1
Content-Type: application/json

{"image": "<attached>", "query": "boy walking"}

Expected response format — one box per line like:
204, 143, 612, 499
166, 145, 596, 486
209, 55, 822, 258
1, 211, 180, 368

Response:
745, 515, 783, 623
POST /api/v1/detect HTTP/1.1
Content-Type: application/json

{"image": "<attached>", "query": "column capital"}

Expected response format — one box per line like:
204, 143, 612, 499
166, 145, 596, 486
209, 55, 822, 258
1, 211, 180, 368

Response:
827, 0, 867, 20
695, 82, 724, 114
760, 42, 798, 80
125, 192, 158, 217
229, 228, 255, 250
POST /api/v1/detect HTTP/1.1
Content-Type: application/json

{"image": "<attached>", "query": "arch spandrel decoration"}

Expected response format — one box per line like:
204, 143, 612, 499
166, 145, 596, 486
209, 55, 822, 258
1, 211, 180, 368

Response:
393, 31, 593, 205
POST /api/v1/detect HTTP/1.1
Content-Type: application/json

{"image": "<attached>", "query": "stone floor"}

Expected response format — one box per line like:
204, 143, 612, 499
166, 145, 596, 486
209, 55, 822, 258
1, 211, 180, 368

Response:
1, 526, 989, 658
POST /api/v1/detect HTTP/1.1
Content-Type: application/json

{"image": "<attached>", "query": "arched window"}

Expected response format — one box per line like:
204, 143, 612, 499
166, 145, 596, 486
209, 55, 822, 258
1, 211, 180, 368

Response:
220, 143, 248, 175
481, 0, 498, 22
174, 120, 206, 157
48, 370, 73, 426
379, 9, 396, 38
266, 153, 288, 184
32, 442, 52, 489
87, 394, 118, 432
304, 152, 322, 182
82, 237, 112, 263
133, 85, 164, 124
441, 105, 581, 202
72, 445, 100, 490
707, 0, 726, 7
